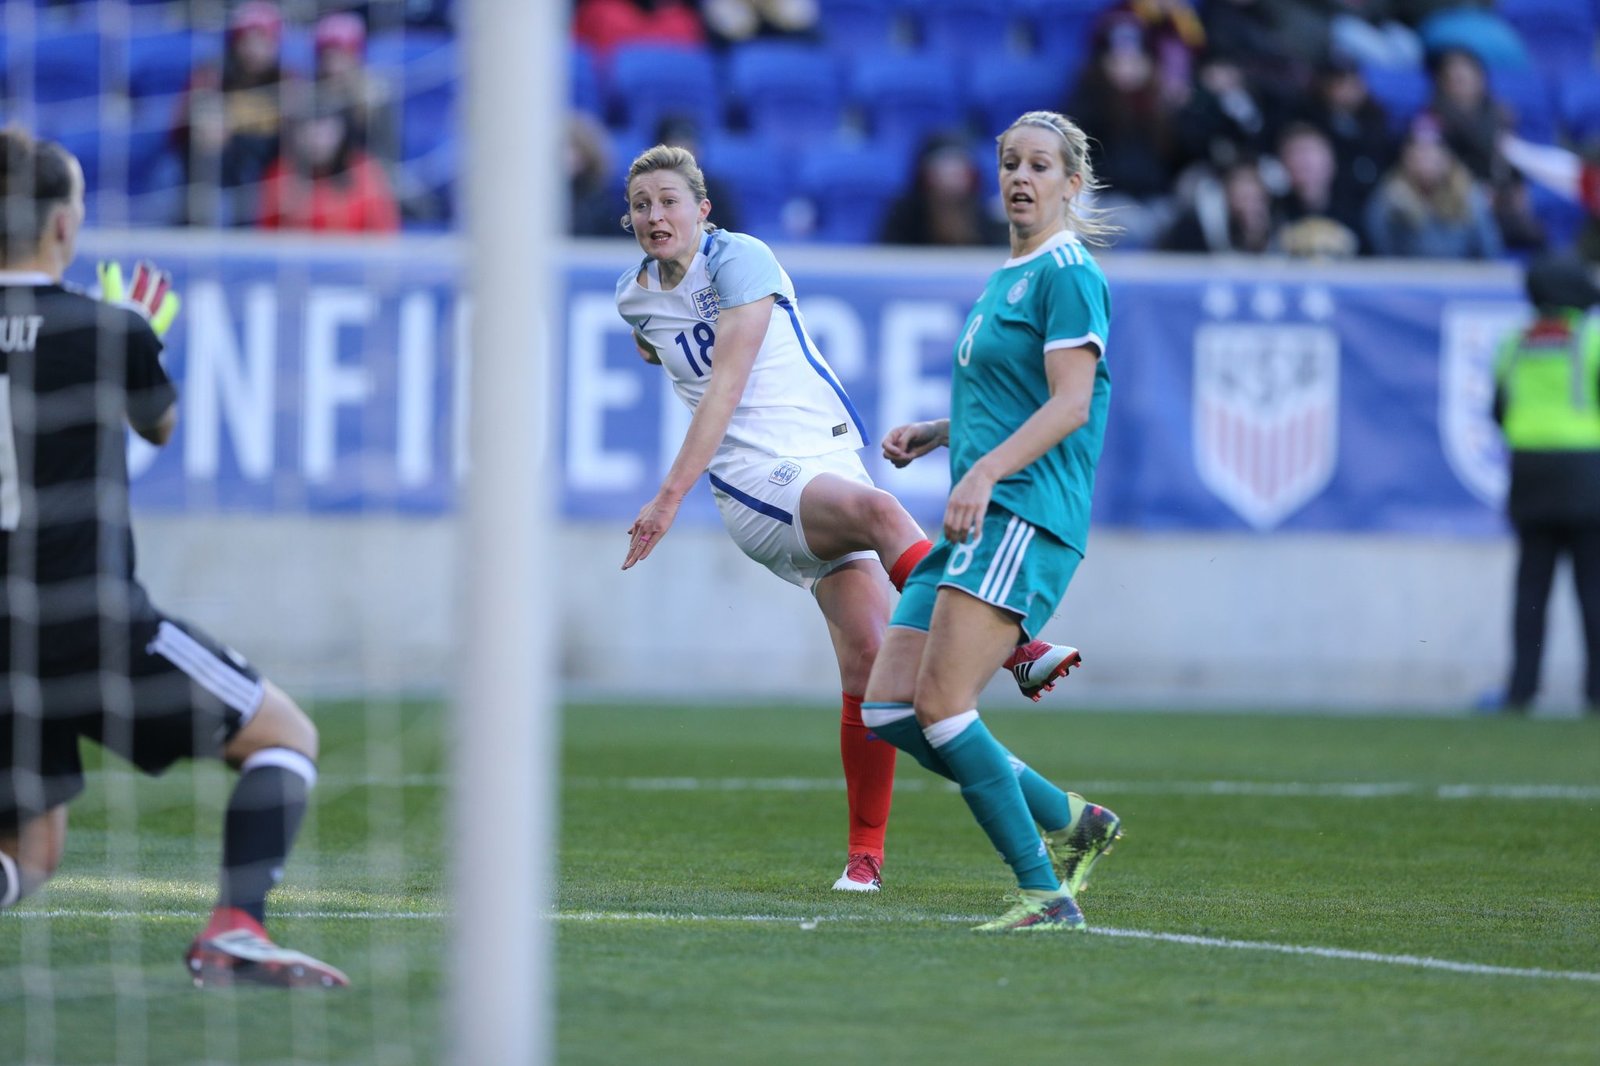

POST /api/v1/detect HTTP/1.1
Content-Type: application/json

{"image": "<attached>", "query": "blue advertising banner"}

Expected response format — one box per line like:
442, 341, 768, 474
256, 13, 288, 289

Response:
79, 233, 1524, 535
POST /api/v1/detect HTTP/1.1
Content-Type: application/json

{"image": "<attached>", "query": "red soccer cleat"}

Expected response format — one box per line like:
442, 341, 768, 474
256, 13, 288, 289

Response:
185, 907, 350, 989
1004, 641, 1081, 702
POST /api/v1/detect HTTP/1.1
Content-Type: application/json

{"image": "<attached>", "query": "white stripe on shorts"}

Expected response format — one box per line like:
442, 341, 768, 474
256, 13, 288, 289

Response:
979, 516, 1026, 602
994, 524, 1035, 604
147, 621, 264, 719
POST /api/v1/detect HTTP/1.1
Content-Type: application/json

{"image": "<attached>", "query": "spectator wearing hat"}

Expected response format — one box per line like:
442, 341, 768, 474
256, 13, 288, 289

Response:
171, 0, 296, 226
1492, 254, 1600, 715
313, 13, 398, 168
1364, 113, 1500, 258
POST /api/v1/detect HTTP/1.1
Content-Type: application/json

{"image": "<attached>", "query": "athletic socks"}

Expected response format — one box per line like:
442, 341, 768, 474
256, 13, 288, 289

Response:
887, 539, 934, 592
219, 747, 316, 924
862, 701, 953, 779
0, 850, 19, 909
1007, 756, 1077, 834
926, 711, 1059, 892
840, 693, 895, 860
863, 702, 1081, 835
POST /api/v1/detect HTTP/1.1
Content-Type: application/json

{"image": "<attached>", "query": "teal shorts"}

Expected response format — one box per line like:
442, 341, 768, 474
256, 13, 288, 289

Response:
891, 505, 1082, 640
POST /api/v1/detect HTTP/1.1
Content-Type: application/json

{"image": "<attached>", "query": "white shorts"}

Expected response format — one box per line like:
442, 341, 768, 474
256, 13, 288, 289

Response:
707, 448, 879, 591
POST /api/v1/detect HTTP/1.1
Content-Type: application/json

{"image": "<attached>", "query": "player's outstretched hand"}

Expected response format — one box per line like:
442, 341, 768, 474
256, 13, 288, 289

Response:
882, 419, 949, 468
97, 260, 181, 337
623, 489, 684, 570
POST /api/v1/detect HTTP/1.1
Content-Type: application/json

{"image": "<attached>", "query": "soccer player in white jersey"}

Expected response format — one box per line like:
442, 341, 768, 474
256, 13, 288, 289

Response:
613, 145, 1080, 892
861, 112, 1125, 931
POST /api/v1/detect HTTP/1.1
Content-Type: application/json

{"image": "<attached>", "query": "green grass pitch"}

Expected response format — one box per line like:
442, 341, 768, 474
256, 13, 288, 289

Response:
1, 701, 1597, 1065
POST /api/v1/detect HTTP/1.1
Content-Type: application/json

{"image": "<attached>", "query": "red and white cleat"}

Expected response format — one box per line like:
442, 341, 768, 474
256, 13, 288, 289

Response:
185, 907, 350, 989
1005, 641, 1081, 702
831, 852, 882, 893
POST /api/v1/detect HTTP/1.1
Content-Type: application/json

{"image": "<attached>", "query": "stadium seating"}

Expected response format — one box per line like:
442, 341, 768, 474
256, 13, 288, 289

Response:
125, 28, 215, 100
1498, 0, 1597, 76
798, 140, 898, 242
727, 42, 844, 147
1559, 72, 1600, 144
1489, 67, 1557, 142
607, 43, 720, 141
699, 133, 796, 237
852, 51, 965, 149
967, 52, 1069, 139
1360, 63, 1432, 135
911, 0, 1018, 58
816, 0, 902, 55
570, 43, 602, 118
1012, 0, 1115, 68
32, 28, 106, 103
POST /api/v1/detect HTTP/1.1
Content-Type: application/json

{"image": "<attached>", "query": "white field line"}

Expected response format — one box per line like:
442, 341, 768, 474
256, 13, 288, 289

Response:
88, 771, 1600, 800
7, 908, 1597, 984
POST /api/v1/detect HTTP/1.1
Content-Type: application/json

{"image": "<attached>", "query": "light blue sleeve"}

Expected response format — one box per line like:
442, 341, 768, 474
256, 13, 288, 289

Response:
705, 231, 792, 308
1041, 262, 1110, 358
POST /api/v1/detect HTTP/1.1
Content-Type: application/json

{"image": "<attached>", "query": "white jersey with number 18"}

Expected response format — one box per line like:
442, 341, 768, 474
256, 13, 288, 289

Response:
614, 228, 868, 460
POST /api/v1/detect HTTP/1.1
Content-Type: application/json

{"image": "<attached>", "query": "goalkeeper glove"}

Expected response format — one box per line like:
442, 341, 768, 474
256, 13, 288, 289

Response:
97, 260, 181, 338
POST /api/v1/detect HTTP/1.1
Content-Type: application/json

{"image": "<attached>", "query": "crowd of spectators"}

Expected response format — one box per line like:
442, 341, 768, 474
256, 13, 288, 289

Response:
169, 2, 401, 231
568, 0, 1600, 262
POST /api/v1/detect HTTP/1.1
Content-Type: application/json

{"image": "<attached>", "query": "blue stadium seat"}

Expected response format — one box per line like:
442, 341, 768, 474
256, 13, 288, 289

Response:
798, 141, 898, 243
571, 43, 602, 117
1526, 181, 1587, 249
1498, 0, 1597, 75
399, 86, 457, 163
817, 0, 902, 55
1012, 0, 1114, 62
852, 52, 966, 147
727, 42, 844, 147
1360, 63, 1431, 135
33, 29, 106, 103
125, 29, 219, 100
968, 52, 1069, 138
609, 44, 720, 141
1489, 68, 1557, 143
911, 0, 1018, 58
699, 134, 796, 238
1559, 73, 1600, 144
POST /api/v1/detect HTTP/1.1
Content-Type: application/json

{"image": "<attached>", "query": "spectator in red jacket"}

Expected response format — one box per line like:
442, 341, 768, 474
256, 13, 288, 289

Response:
258, 101, 399, 232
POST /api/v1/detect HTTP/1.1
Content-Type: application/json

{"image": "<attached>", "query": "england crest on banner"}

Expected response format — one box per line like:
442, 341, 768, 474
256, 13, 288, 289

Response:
1438, 301, 1524, 508
1193, 323, 1340, 530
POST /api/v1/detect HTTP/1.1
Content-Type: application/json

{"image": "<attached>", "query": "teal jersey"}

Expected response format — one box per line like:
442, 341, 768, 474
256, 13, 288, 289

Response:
949, 231, 1111, 553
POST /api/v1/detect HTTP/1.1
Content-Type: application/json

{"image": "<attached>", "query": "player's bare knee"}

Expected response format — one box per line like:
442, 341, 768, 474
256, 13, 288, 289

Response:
226, 682, 318, 766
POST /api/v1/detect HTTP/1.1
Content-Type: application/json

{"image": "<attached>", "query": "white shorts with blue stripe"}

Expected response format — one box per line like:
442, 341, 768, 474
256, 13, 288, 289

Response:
707, 447, 878, 591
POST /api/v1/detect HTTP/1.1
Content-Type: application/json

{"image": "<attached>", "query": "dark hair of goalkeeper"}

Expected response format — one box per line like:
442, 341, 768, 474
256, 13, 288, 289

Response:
0, 127, 78, 266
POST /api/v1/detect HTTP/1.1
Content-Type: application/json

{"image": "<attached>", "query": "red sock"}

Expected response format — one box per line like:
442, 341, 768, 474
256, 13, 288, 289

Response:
888, 539, 934, 592
840, 692, 895, 859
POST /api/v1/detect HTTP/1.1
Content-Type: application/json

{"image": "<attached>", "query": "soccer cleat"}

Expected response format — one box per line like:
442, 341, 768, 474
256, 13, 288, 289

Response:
185, 907, 350, 989
831, 852, 882, 892
1044, 796, 1123, 897
973, 890, 1086, 932
1005, 641, 1081, 702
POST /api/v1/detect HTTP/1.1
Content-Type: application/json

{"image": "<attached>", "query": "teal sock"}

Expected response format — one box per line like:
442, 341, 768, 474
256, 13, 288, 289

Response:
932, 716, 1059, 892
861, 702, 953, 780
1012, 762, 1073, 833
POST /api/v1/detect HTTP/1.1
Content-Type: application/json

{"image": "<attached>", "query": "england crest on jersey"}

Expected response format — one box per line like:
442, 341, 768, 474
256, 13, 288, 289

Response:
1193, 322, 1340, 530
1438, 301, 1523, 508
691, 286, 720, 322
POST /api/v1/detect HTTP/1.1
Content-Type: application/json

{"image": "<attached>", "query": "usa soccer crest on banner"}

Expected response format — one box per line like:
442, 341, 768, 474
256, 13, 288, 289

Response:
1192, 319, 1341, 530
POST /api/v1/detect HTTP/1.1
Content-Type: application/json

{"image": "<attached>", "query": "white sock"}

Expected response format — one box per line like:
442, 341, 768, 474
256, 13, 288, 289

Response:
923, 709, 979, 749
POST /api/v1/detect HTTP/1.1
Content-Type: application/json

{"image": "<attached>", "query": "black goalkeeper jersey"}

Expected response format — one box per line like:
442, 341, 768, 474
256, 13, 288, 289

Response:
0, 277, 176, 671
